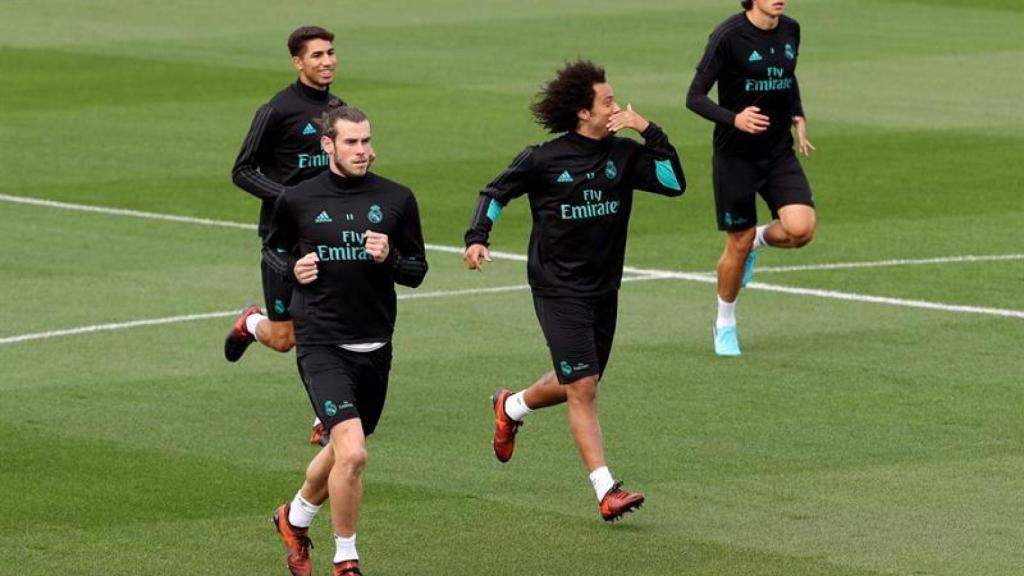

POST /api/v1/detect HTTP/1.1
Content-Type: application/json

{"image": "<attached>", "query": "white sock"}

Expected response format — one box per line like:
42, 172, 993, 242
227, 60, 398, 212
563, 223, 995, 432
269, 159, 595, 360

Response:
288, 492, 321, 528
716, 296, 736, 329
245, 313, 268, 337
334, 533, 358, 563
751, 224, 769, 250
503, 391, 532, 422
589, 466, 615, 502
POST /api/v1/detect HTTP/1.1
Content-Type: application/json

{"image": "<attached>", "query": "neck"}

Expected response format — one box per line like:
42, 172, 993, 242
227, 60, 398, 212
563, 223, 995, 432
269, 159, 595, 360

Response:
298, 75, 328, 91
574, 124, 607, 141
746, 8, 780, 31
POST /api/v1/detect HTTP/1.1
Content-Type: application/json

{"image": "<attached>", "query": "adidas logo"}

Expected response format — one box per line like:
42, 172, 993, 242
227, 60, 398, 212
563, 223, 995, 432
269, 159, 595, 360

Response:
557, 170, 573, 183
748, 50, 763, 62
302, 122, 317, 136
314, 211, 332, 224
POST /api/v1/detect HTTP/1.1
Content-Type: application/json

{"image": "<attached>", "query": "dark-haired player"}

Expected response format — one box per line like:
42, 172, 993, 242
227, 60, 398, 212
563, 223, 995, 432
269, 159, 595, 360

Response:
686, 0, 816, 356
266, 106, 427, 576
464, 60, 686, 522
224, 25, 346, 363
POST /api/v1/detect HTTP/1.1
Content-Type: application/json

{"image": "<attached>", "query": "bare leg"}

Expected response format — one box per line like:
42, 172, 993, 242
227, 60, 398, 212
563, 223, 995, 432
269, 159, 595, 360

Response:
565, 375, 605, 472
763, 204, 815, 248
256, 319, 296, 352
522, 370, 567, 409
299, 445, 333, 505
717, 228, 755, 303
327, 419, 367, 537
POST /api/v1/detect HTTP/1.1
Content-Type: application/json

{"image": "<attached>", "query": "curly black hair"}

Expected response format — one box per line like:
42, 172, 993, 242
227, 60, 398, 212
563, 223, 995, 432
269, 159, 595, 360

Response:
530, 60, 606, 134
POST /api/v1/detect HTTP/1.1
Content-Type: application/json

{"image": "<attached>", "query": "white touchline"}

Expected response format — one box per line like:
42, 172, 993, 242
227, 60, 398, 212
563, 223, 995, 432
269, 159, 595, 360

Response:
1, 192, 1021, 345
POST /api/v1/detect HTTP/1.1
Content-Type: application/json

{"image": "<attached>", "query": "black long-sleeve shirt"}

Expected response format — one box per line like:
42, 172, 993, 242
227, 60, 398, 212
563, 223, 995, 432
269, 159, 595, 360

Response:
686, 13, 805, 159
263, 171, 427, 346
464, 123, 685, 297
231, 81, 345, 238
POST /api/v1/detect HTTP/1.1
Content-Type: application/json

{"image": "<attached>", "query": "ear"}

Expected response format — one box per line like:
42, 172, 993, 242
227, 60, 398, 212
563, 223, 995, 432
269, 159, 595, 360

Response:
292, 55, 303, 71
320, 135, 333, 153
577, 108, 591, 122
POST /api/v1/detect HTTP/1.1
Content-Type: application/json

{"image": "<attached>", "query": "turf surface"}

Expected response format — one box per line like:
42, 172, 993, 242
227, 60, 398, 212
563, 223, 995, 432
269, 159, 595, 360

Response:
1, 1, 1022, 574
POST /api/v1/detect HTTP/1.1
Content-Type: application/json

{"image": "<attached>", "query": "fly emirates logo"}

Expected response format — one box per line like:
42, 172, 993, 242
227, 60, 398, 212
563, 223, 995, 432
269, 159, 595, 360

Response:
559, 188, 620, 221
317, 230, 372, 262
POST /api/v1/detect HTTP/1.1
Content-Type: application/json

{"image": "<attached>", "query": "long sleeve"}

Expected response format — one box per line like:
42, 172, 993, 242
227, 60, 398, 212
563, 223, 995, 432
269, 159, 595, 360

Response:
464, 146, 536, 247
685, 31, 736, 127
387, 194, 428, 288
626, 123, 686, 197
231, 104, 286, 202
262, 191, 298, 278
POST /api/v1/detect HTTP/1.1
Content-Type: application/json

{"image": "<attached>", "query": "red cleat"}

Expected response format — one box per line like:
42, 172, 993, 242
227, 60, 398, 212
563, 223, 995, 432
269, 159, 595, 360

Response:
491, 389, 521, 463
272, 503, 313, 576
599, 482, 645, 522
334, 559, 362, 575
224, 305, 261, 362
310, 419, 329, 446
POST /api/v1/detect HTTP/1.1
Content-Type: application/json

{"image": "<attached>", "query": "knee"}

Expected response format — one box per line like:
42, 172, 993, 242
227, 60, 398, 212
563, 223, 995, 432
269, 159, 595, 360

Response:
724, 229, 756, 257
333, 444, 368, 476
786, 224, 815, 247
566, 376, 599, 405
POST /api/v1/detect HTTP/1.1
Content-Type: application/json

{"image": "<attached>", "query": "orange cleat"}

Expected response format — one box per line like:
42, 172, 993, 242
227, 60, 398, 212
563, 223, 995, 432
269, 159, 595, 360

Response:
599, 482, 645, 522
272, 503, 313, 576
334, 559, 362, 575
224, 305, 261, 362
491, 389, 521, 463
310, 419, 329, 446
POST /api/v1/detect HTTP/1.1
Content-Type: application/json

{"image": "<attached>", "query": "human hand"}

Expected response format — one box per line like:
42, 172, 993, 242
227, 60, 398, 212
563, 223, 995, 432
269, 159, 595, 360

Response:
463, 243, 492, 272
607, 104, 650, 134
294, 252, 319, 284
734, 106, 770, 134
364, 230, 390, 263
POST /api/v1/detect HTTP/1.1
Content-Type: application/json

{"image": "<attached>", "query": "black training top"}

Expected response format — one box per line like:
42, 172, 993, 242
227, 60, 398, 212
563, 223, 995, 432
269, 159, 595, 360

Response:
232, 81, 345, 238
464, 123, 685, 298
263, 171, 428, 346
686, 13, 805, 159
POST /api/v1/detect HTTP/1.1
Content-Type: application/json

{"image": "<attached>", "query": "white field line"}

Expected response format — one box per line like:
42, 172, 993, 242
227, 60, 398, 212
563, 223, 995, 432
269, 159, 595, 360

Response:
622, 265, 1024, 319
0, 276, 672, 346
1, 192, 1021, 346
754, 253, 1024, 274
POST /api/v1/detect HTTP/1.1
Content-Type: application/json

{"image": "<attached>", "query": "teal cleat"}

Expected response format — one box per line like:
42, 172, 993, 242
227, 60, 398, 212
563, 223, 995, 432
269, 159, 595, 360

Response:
713, 324, 741, 356
741, 249, 758, 287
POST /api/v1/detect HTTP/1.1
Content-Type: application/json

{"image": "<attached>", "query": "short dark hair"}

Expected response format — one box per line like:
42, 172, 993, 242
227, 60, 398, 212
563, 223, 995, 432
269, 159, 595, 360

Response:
530, 60, 607, 134
317, 106, 369, 139
287, 26, 334, 57
741, 0, 754, 9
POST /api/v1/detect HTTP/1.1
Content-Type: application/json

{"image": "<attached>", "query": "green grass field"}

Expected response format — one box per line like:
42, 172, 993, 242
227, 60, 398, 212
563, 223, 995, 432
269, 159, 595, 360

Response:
1, 1, 1022, 574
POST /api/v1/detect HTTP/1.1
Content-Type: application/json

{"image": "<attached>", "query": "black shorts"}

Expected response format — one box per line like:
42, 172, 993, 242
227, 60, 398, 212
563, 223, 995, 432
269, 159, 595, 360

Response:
712, 148, 814, 231
261, 258, 294, 321
533, 293, 618, 385
296, 344, 393, 436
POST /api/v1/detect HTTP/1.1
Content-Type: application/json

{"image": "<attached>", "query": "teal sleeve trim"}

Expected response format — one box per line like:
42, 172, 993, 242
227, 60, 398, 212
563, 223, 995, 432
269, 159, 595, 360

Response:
486, 198, 503, 223
655, 159, 682, 191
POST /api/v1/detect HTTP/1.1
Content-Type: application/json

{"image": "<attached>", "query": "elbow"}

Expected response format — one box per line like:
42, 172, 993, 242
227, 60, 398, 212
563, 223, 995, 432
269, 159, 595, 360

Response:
684, 93, 700, 113
231, 167, 246, 188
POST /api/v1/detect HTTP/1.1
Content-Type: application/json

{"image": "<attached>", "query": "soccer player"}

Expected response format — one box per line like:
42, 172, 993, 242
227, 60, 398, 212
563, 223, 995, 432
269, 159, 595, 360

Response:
224, 25, 346, 364
464, 60, 686, 522
264, 106, 428, 576
686, 0, 816, 356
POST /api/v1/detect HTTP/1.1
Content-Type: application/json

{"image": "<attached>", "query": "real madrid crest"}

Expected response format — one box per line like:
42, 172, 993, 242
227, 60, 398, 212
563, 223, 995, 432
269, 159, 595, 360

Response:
605, 160, 618, 180
368, 204, 383, 224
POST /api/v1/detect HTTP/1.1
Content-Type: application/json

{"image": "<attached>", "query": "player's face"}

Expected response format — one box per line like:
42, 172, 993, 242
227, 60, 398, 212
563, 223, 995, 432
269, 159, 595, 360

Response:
323, 120, 373, 178
751, 0, 786, 17
579, 82, 620, 138
293, 39, 337, 89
